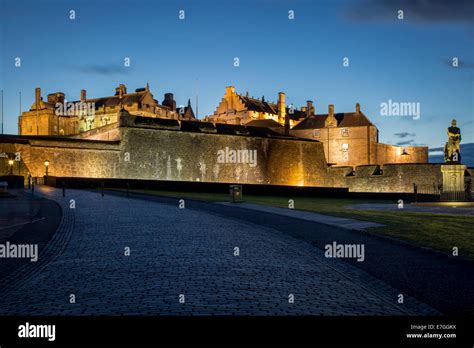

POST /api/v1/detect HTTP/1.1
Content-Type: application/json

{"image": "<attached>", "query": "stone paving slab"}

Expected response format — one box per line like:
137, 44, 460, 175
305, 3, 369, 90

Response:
217, 202, 383, 230
0, 187, 436, 316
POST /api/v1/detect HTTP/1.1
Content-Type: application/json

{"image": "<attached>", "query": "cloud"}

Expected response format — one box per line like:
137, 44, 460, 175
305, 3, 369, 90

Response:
396, 139, 415, 145
344, 0, 474, 24
394, 132, 416, 138
66, 63, 130, 76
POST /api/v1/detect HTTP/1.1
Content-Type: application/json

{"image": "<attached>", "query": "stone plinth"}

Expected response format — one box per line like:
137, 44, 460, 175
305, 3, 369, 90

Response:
441, 164, 466, 192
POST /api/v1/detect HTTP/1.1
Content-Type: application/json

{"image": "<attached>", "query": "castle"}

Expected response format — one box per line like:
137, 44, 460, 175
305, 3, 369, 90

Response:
205, 86, 428, 167
19, 84, 195, 136
0, 83, 445, 194
18, 84, 428, 167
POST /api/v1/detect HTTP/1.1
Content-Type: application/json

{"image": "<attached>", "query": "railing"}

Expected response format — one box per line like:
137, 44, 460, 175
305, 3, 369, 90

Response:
440, 190, 469, 202
414, 182, 472, 202
413, 183, 441, 195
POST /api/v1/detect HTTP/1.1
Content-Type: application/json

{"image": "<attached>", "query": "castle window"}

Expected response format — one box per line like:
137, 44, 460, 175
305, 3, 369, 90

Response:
341, 127, 349, 137
313, 129, 320, 138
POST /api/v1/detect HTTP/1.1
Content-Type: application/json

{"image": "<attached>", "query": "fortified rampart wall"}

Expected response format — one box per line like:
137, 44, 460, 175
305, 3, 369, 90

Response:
0, 120, 449, 193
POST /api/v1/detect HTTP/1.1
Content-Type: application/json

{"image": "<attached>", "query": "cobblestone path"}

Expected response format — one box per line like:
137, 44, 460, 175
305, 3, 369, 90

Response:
0, 187, 437, 315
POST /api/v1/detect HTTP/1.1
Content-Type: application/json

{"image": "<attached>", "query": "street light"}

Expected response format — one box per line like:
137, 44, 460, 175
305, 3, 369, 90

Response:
44, 160, 49, 176
8, 159, 13, 175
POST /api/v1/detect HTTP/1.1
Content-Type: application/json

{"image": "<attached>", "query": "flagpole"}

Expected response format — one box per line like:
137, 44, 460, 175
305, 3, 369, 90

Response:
1, 89, 3, 134
195, 78, 199, 119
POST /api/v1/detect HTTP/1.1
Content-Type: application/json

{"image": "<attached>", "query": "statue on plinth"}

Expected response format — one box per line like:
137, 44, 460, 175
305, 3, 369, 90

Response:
444, 119, 461, 163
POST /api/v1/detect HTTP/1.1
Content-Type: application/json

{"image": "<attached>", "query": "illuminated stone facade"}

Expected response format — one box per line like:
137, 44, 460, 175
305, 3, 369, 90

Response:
0, 110, 453, 193
290, 103, 428, 167
19, 84, 196, 136
206, 88, 428, 167
205, 86, 306, 128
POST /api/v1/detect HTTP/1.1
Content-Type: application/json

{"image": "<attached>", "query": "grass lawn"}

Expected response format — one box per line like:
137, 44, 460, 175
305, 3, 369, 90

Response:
113, 188, 474, 260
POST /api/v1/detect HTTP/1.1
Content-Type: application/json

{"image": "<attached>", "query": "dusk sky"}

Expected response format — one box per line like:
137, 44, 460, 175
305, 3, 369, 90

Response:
1, 0, 473, 148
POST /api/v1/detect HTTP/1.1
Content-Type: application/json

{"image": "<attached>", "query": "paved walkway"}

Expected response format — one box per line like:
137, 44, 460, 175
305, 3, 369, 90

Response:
218, 202, 383, 230
0, 189, 42, 239
0, 187, 436, 315
349, 203, 474, 216
0, 189, 61, 284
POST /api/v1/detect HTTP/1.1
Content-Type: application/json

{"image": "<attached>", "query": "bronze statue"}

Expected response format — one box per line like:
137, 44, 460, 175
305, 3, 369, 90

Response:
444, 119, 461, 163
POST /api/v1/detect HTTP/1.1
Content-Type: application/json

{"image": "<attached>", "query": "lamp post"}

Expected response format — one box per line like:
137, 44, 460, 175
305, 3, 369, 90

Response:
44, 160, 49, 177
8, 159, 13, 175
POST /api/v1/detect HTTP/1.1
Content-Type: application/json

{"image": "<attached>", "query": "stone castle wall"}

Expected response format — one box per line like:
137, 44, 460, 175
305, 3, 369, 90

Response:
0, 126, 329, 187
340, 164, 443, 193
116, 127, 329, 186
0, 123, 446, 193
376, 143, 428, 165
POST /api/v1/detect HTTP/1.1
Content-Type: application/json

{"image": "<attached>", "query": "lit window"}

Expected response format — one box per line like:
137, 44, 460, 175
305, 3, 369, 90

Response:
313, 129, 320, 138
341, 128, 349, 136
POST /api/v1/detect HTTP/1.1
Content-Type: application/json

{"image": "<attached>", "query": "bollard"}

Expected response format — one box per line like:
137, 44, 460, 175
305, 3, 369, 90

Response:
62, 181, 66, 197
31, 181, 35, 197
126, 182, 130, 198
101, 181, 104, 197
229, 185, 243, 203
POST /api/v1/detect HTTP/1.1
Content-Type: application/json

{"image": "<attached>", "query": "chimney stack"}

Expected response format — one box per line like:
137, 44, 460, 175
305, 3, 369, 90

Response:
278, 92, 286, 125
306, 100, 314, 117
35, 87, 41, 108
329, 104, 334, 118
115, 84, 127, 96
355, 102, 360, 115
162, 93, 176, 111
80, 89, 87, 102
